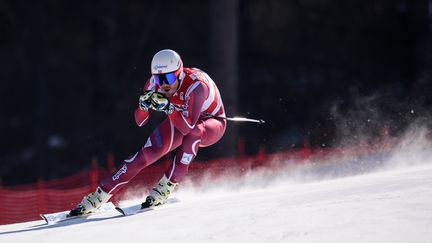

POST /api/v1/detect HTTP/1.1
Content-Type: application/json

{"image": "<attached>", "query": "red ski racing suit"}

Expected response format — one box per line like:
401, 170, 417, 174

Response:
100, 68, 226, 194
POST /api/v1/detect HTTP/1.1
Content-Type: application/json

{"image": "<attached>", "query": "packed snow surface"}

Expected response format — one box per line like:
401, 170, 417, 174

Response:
1, 127, 432, 243
1, 162, 431, 243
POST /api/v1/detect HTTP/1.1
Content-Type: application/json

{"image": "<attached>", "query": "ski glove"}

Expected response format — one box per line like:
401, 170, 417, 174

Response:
150, 92, 174, 115
139, 90, 154, 112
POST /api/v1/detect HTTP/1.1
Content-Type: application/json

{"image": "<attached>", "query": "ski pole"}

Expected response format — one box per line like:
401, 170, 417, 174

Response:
202, 114, 265, 124
172, 104, 265, 124
219, 116, 265, 124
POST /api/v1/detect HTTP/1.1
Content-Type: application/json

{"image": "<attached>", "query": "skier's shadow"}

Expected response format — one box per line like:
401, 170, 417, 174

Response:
0, 214, 124, 235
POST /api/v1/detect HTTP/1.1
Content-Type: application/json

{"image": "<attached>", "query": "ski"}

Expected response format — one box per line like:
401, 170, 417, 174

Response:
40, 202, 116, 224
116, 198, 180, 216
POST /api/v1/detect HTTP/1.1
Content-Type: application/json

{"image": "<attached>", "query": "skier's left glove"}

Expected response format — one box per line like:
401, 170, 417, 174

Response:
150, 92, 174, 115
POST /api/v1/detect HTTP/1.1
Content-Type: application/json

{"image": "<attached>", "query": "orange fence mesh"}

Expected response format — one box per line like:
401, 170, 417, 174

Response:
0, 142, 387, 225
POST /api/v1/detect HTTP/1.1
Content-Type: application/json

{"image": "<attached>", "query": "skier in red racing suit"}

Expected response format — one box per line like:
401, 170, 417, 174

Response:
71, 49, 226, 215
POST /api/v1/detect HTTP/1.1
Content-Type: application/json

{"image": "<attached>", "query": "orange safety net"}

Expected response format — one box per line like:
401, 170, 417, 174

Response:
0, 143, 386, 225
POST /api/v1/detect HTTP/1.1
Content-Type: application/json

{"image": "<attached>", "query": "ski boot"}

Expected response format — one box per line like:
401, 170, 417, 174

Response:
142, 175, 178, 209
70, 186, 112, 216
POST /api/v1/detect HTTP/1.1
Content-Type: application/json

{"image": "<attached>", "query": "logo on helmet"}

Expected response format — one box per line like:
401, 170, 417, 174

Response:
153, 65, 168, 70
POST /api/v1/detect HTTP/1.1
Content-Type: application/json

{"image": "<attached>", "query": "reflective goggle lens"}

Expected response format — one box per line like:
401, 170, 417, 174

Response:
154, 72, 177, 85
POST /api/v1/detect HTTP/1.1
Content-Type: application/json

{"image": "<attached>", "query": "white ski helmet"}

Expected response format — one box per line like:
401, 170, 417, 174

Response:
151, 49, 183, 76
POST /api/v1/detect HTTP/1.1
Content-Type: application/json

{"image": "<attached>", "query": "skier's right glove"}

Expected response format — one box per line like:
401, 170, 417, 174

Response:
139, 90, 154, 112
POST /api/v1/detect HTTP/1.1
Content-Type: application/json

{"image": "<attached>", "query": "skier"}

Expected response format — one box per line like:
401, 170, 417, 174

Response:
70, 49, 226, 215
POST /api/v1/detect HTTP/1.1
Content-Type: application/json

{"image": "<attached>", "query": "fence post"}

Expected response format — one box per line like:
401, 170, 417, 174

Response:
0, 177, 3, 224
106, 152, 115, 173
381, 125, 390, 150
237, 138, 245, 158
300, 138, 311, 161
90, 157, 99, 190
37, 178, 46, 214
253, 144, 267, 168
258, 145, 266, 161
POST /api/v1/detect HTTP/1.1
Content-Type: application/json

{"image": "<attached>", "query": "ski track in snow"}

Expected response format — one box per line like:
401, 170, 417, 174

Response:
1, 130, 432, 243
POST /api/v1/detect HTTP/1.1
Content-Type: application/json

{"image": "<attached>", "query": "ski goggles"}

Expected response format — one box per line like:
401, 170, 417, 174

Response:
154, 72, 177, 85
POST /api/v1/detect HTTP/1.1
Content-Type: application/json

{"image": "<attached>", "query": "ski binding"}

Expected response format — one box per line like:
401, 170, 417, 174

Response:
40, 202, 116, 224
116, 198, 180, 216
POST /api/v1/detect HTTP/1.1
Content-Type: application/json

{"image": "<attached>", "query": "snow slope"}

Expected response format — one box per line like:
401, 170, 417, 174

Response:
1, 128, 432, 243
1, 162, 431, 243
